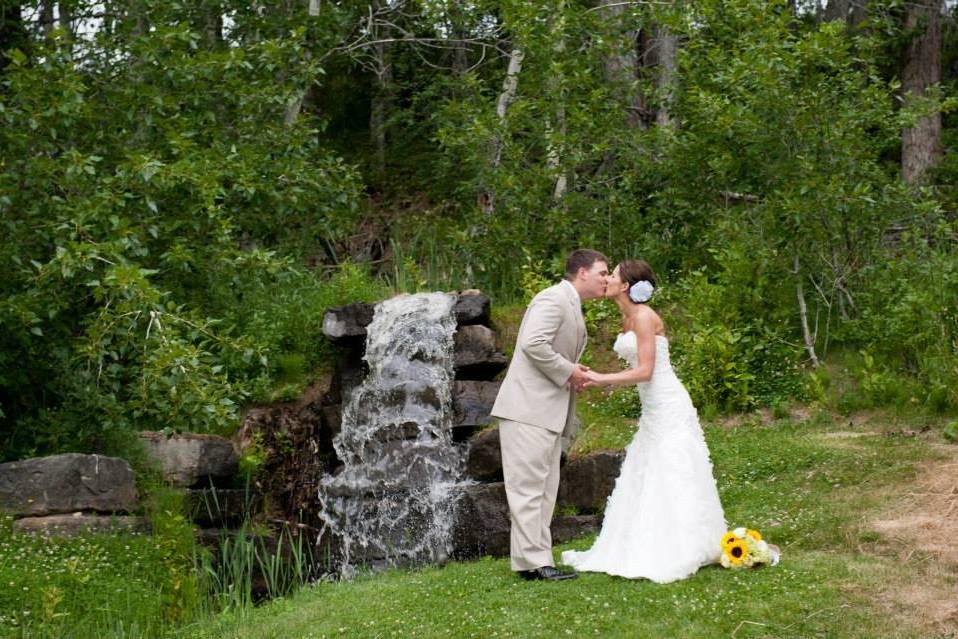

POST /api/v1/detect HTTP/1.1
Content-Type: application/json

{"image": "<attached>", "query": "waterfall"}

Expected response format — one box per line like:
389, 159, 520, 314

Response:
317, 292, 464, 573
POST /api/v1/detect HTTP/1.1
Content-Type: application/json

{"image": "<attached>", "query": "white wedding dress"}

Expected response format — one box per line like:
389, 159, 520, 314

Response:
561, 332, 726, 583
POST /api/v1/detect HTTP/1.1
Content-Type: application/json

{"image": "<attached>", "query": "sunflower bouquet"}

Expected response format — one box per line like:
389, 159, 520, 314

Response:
719, 527, 781, 569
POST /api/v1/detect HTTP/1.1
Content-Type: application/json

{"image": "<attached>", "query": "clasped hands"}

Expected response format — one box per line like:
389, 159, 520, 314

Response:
569, 363, 603, 392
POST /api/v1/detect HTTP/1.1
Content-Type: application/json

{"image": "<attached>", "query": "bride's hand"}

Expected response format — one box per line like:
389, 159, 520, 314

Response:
583, 370, 606, 388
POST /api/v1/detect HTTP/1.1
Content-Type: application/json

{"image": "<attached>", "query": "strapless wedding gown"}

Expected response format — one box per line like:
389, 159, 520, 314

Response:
561, 332, 726, 582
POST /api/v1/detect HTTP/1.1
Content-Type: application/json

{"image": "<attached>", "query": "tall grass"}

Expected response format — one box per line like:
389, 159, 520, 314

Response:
198, 524, 317, 613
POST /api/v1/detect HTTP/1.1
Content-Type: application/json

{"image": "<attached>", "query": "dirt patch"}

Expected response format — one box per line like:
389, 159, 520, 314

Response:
865, 444, 958, 635
817, 430, 880, 451
713, 406, 820, 429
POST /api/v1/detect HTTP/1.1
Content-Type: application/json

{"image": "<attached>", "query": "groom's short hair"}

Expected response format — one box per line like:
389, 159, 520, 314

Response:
564, 249, 608, 279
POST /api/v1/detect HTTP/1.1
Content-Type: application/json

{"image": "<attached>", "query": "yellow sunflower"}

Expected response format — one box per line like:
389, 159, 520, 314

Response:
746, 529, 762, 542
724, 539, 749, 566
721, 531, 739, 549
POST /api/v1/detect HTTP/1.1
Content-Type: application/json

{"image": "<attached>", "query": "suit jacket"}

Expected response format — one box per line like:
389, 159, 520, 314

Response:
491, 280, 587, 434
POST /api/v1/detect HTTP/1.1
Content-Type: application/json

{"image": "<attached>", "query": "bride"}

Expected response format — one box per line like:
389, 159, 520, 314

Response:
560, 259, 726, 583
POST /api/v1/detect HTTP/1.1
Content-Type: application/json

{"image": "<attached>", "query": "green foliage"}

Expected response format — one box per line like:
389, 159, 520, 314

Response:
660, 258, 806, 413
237, 433, 267, 482
0, 9, 365, 459
223, 261, 389, 402
417, 0, 951, 422
841, 227, 958, 415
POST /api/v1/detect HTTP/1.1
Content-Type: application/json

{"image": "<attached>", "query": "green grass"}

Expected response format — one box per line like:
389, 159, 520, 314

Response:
0, 522, 196, 638
172, 415, 945, 639
0, 486, 203, 639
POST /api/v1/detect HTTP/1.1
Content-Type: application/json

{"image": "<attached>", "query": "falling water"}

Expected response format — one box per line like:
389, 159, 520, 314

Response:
318, 292, 464, 573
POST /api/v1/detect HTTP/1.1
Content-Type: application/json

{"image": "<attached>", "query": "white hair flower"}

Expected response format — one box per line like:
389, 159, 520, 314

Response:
629, 280, 654, 303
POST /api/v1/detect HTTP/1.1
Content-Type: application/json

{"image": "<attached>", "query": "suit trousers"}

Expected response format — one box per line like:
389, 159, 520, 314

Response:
499, 418, 563, 571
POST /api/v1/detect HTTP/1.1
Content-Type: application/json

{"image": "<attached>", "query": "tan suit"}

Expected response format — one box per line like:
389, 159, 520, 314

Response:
491, 280, 586, 570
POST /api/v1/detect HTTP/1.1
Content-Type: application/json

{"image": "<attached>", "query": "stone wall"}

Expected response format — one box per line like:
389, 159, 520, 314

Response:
0, 453, 146, 536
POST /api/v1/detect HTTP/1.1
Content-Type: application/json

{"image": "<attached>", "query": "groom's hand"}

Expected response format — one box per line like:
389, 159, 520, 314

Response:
568, 364, 591, 392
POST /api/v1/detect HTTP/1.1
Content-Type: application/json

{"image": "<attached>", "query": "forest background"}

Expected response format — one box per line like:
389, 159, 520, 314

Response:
1, 0, 957, 463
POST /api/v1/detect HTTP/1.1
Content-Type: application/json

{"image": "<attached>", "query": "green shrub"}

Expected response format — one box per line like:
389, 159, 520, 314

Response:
0, 23, 362, 459
841, 234, 958, 413
661, 265, 806, 413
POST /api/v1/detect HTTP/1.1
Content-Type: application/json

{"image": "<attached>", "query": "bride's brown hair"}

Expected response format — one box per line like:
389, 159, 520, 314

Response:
617, 259, 657, 297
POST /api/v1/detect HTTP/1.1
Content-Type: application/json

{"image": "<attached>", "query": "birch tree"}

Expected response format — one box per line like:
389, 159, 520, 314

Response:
479, 47, 523, 215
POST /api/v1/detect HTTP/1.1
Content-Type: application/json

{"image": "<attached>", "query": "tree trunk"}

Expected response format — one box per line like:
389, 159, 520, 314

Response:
0, 1, 28, 73
369, 36, 393, 179
283, 1, 322, 127
58, 0, 73, 38
634, 10, 678, 129
654, 23, 678, 128
448, 0, 470, 77
850, 0, 868, 27
598, 0, 645, 129
793, 253, 820, 367
479, 47, 524, 215
547, 4, 568, 203
40, 0, 55, 38
823, 0, 850, 22
205, 3, 224, 45
901, 0, 942, 184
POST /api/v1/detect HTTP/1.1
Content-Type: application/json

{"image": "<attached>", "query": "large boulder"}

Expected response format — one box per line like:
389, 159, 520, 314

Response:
0, 454, 138, 516
320, 404, 343, 444
139, 432, 238, 488
551, 514, 602, 544
451, 482, 510, 559
323, 294, 491, 343
322, 302, 375, 344
463, 427, 502, 482
452, 381, 500, 443
453, 381, 500, 428
453, 292, 491, 326
13, 513, 150, 537
454, 325, 508, 380
450, 482, 602, 560
325, 346, 367, 407
557, 450, 625, 513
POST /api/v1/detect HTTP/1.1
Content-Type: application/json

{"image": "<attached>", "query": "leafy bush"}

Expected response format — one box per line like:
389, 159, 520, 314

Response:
0, 23, 363, 459
223, 261, 390, 402
841, 229, 958, 413
661, 261, 806, 414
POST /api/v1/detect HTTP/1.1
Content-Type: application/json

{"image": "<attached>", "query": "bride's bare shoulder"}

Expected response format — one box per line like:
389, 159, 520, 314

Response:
632, 305, 665, 335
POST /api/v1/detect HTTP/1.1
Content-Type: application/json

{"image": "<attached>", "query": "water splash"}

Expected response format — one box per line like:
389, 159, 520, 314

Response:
318, 292, 464, 573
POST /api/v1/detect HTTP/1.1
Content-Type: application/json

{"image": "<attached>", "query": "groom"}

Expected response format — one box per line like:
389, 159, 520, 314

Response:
491, 249, 609, 581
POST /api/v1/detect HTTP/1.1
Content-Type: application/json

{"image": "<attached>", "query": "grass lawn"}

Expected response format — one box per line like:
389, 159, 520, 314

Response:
174, 411, 957, 639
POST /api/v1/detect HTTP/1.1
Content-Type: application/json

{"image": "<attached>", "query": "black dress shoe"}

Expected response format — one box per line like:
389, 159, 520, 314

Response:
518, 566, 578, 581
